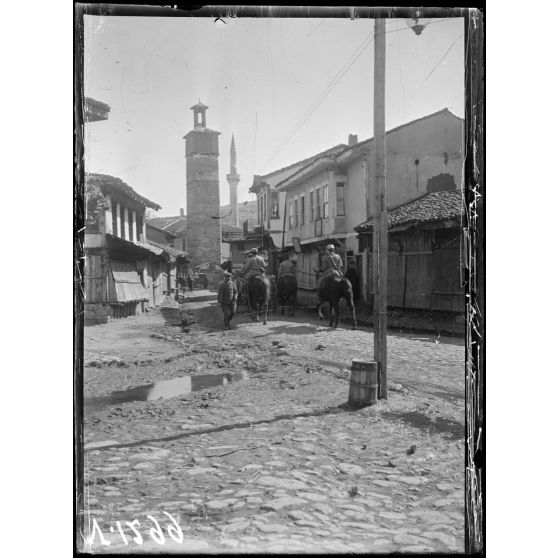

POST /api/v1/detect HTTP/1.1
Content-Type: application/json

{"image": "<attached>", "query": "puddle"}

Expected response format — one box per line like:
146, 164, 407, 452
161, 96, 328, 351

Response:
84, 371, 248, 412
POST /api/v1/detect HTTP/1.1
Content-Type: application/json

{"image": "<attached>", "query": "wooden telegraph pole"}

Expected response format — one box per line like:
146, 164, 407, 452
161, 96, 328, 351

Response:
373, 18, 388, 399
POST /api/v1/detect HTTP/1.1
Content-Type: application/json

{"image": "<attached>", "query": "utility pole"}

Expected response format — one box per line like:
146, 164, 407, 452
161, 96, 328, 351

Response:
372, 18, 388, 399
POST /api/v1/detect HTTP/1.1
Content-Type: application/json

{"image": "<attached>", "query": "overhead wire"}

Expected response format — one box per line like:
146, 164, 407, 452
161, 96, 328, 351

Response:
261, 17, 456, 173
262, 28, 375, 171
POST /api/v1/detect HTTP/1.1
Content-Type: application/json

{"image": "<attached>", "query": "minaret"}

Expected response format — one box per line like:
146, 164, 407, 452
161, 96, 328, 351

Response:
226, 134, 240, 227
184, 101, 222, 272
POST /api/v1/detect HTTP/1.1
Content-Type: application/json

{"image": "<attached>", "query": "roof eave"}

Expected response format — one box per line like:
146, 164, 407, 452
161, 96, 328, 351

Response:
277, 158, 336, 191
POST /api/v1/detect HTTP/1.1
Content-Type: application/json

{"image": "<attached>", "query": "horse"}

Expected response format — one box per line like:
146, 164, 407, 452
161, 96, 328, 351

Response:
277, 275, 297, 316
247, 274, 271, 325
317, 275, 357, 329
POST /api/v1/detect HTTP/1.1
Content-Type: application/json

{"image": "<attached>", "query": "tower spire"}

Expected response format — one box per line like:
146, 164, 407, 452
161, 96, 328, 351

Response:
230, 134, 237, 174
227, 133, 240, 227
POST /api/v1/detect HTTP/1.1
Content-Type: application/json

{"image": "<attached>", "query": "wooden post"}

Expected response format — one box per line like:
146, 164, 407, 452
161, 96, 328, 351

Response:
373, 18, 388, 399
115, 201, 121, 238
105, 197, 113, 236
131, 210, 137, 242
123, 206, 130, 241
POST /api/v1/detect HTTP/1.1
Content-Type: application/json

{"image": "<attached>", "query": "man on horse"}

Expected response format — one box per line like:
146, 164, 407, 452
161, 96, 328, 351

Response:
241, 248, 270, 324
314, 244, 343, 290
277, 253, 297, 281
277, 253, 298, 316
242, 248, 266, 279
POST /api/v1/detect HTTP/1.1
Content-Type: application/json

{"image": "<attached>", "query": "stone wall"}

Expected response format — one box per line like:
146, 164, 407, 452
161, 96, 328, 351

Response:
84, 303, 112, 326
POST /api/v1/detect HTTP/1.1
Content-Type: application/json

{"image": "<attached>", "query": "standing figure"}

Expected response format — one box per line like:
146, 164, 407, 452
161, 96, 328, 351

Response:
217, 271, 238, 329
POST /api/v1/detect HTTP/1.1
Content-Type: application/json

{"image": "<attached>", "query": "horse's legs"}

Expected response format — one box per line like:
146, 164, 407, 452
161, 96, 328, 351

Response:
349, 301, 357, 330
317, 301, 324, 321
331, 302, 340, 328
263, 303, 267, 325
280, 296, 285, 315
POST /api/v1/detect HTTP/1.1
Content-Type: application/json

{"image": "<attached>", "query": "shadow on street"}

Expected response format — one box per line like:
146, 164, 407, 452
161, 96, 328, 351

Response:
381, 409, 464, 440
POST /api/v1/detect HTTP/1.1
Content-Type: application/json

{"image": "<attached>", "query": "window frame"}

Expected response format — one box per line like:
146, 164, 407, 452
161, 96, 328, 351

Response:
336, 181, 346, 216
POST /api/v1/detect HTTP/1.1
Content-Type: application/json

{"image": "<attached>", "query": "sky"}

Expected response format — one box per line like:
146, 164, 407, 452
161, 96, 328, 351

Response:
84, 15, 464, 217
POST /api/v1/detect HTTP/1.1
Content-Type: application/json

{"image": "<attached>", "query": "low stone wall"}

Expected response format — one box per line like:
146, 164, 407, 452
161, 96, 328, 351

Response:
84, 303, 112, 326
295, 288, 465, 336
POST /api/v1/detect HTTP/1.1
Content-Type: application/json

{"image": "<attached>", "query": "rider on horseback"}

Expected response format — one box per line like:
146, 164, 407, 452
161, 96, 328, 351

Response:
277, 253, 297, 280
239, 248, 266, 299
314, 244, 343, 291
242, 248, 266, 278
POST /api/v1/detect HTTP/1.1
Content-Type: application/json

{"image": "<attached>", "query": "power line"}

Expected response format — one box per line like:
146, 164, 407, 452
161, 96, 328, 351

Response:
261, 17, 456, 173
262, 28, 375, 171
411, 32, 464, 96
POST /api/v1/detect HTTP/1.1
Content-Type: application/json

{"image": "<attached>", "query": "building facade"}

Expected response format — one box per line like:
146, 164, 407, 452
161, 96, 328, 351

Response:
276, 109, 464, 305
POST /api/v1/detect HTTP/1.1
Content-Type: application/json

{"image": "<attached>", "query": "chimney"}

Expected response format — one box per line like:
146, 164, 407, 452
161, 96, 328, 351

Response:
180, 208, 184, 217
348, 134, 358, 147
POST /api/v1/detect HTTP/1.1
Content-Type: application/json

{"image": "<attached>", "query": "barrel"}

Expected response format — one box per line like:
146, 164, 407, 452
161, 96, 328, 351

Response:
348, 359, 378, 405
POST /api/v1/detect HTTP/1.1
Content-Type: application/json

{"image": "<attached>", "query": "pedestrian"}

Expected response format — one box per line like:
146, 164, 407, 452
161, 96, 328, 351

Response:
314, 244, 343, 290
186, 274, 193, 292
217, 271, 238, 329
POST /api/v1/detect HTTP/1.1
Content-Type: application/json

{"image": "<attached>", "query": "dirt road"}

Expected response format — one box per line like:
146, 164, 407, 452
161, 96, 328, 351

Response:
80, 294, 465, 554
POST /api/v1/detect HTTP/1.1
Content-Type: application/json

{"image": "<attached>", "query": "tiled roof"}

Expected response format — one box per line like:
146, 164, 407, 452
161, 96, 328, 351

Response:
146, 222, 178, 237
86, 173, 161, 210
146, 216, 187, 234
147, 240, 190, 262
253, 143, 348, 185
221, 223, 243, 234
355, 190, 463, 233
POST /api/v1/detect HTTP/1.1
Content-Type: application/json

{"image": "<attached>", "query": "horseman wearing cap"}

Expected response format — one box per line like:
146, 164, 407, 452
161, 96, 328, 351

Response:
242, 248, 267, 279
314, 244, 344, 290
277, 253, 297, 281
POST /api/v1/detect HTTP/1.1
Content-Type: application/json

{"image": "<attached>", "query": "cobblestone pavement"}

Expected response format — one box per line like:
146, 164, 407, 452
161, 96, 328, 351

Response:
80, 295, 465, 554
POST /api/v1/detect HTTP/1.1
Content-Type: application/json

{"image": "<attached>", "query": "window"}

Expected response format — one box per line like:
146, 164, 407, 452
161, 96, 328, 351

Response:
316, 188, 321, 219
336, 182, 345, 216
322, 186, 329, 219
300, 195, 305, 225
271, 191, 280, 219
310, 191, 315, 222
294, 198, 299, 227
288, 200, 294, 229
128, 212, 134, 241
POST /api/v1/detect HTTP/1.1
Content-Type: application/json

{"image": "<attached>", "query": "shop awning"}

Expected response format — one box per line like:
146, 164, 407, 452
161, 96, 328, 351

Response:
109, 260, 149, 303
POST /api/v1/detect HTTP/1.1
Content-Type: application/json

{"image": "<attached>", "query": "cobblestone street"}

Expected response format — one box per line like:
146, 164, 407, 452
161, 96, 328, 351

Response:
80, 293, 465, 554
